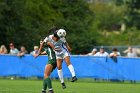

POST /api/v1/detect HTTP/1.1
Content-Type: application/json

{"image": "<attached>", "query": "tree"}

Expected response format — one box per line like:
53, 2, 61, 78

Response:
124, 0, 140, 29
0, 0, 95, 54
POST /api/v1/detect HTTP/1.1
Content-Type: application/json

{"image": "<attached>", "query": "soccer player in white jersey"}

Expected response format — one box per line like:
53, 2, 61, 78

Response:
44, 28, 77, 89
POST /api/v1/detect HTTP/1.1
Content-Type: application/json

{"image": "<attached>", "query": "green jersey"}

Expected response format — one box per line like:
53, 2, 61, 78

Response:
45, 46, 57, 70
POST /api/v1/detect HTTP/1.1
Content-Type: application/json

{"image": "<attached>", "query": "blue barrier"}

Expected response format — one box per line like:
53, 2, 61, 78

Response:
0, 55, 140, 81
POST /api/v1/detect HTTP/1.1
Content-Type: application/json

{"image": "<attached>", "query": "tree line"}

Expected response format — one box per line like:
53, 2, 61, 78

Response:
0, 0, 140, 54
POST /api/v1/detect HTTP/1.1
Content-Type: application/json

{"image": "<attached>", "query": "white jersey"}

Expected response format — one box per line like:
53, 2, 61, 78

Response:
94, 52, 109, 57
127, 52, 137, 58
44, 35, 70, 59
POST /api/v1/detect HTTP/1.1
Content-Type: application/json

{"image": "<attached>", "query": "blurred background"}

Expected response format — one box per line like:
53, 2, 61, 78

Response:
1, 0, 140, 54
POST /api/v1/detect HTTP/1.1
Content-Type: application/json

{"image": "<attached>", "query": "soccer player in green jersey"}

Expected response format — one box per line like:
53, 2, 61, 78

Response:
34, 38, 56, 93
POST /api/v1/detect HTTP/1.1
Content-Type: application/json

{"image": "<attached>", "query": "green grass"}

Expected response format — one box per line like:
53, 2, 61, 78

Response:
0, 79, 140, 93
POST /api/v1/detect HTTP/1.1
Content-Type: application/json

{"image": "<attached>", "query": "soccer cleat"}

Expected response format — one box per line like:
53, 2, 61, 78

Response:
71, 76, 78, 82
42, 90, 46, 93
61, 83, 66, 89
48, 90, 54, 93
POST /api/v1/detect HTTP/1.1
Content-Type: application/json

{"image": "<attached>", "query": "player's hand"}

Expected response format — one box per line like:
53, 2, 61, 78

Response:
34, 54, 39, 58
68, 47, 72, 52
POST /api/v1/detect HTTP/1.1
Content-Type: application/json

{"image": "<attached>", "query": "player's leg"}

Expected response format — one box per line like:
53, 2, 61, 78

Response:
57, 58, 66, 89
42, 64, 54, 93
64, 56, 77, 82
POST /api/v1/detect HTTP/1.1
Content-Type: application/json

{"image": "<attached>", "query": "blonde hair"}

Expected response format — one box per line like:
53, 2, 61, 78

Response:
34, 46, 38, 50
0, 45, 8, 54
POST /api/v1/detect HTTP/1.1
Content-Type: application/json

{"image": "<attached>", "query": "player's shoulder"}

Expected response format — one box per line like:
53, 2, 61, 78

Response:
48, 34, 53, 38
47, 34, 54, 40
60, 37, 66, 42
60, 37, 65, 40
43, 35, 53, 42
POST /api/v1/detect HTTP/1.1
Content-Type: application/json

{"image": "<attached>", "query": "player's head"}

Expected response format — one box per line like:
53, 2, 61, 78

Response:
48, 26, 60, 38
54, 30, 59, 38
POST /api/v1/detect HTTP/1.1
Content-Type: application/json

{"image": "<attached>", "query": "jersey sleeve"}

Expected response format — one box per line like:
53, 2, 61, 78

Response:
61, 37, 67, 43
43, 37, 48, 43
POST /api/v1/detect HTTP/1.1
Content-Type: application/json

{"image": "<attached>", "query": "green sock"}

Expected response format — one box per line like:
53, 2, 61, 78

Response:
43, 78, 48, 90
46, 77, 52, 89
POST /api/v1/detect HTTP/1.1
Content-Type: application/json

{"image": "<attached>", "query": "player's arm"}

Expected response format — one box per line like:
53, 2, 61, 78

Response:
34, 42, 44, 58
43, 36, 56, 51
65, 42, 72, 52
43, 36, 58, 52
47, 42, 55, 50
34, 41, 55, 57
63, 37, 72, 52
47, 42, 61, 52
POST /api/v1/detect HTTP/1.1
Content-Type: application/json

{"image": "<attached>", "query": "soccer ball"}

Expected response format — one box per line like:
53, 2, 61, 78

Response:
57, 29, 66, 38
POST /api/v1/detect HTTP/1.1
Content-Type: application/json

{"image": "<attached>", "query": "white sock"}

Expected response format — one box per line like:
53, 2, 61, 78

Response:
68, 64, 76, 77
49, 88, 53, 91
57, 69, 64, 83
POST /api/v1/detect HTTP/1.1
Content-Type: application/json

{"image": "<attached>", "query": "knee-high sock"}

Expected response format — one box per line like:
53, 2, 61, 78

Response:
46, 77, 53, 90
57, 69, 64, 83
43, 78, 48, 90
68, 64, 76, 77
43, 77, 53, 90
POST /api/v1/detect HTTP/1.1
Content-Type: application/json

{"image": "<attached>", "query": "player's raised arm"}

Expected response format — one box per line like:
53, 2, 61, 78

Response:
43, 36, 57, 52
65, 42, 72, 52
47, 42, 55, 50
34, 41, 44, 58
34, 37, 49, 58
63, 37, 72, 52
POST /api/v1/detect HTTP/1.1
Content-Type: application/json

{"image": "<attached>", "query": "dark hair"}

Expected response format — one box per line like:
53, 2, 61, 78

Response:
53, 30, 59, 38
112, 48, 117, 51
48, 26, 59, 34
49, 26, 61, 38
9, 42, 14, 46
40, 38, 43, 41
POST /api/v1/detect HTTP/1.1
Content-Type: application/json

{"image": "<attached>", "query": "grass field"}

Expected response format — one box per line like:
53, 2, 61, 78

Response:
0, 79, 140, 93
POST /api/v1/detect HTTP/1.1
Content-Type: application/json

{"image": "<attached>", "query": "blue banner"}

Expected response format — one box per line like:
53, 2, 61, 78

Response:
0, 55, 140, 81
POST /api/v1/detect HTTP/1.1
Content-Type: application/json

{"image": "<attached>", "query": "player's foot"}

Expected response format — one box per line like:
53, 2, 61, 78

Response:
71, 76, 78, 82
61, 83, 66, 89
42, 90, 46, 93
48, 90, 54, 93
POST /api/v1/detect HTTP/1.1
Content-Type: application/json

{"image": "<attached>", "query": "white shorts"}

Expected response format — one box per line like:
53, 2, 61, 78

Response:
55, 49, 70, 59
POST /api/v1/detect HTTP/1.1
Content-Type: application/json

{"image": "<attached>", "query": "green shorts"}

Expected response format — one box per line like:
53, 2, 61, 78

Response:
47, 59, 57, 71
